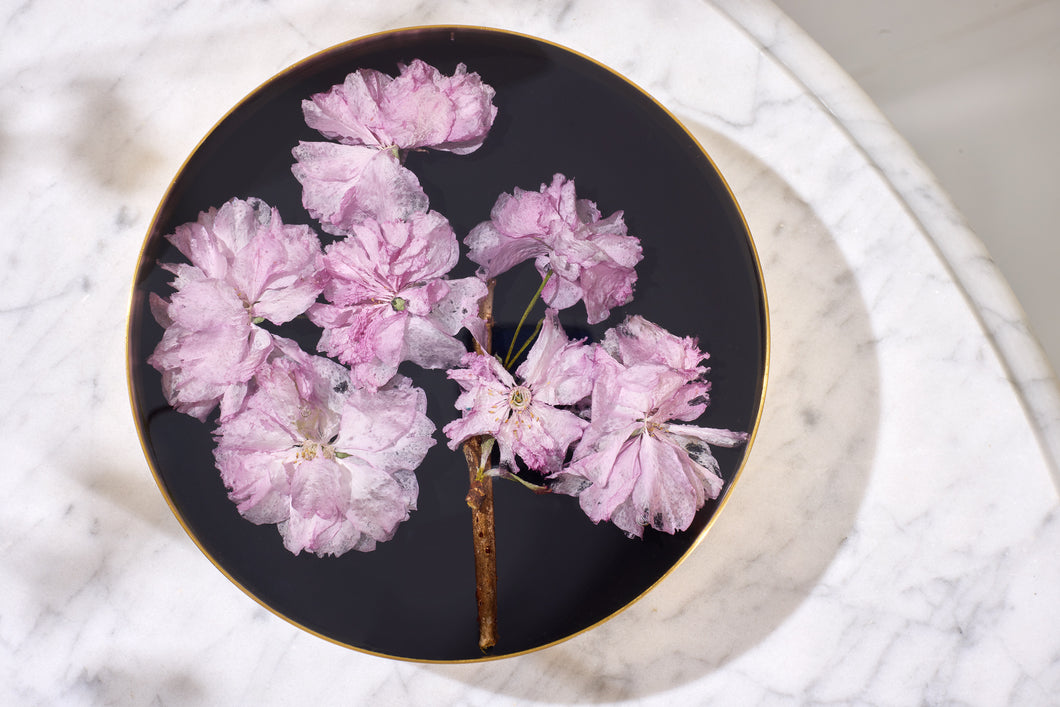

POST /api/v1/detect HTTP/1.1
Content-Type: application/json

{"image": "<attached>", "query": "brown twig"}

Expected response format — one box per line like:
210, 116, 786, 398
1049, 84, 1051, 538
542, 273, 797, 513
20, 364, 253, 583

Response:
462, 278, 497, 651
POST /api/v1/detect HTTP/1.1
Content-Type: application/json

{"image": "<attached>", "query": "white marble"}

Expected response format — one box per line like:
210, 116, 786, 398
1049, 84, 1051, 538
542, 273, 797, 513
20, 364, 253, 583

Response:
1, 0, 1058, 704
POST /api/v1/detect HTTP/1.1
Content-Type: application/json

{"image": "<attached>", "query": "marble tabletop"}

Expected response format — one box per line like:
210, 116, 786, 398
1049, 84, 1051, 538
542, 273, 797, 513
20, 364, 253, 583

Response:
3, 0, 1058, 704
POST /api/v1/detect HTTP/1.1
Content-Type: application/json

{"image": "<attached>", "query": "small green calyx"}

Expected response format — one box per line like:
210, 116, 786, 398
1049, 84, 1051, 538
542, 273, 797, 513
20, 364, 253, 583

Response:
391, 297, 407, 312
251, 316, 265, 324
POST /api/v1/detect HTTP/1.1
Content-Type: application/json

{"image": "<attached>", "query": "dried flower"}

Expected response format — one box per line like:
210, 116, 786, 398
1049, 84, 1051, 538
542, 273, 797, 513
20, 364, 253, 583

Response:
148, 198, 324, 420
555, 318, 747, 537
293, 59, 498, 233
213, 354, 436, 556
465, 174, 643, 324
308, 211, 487, 389
302, 59, 497, 154
444, 309, 594, 475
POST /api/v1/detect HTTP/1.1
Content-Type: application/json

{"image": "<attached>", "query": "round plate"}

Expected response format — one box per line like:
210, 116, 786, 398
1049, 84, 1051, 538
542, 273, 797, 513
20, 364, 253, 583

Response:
127, 26, 767, 662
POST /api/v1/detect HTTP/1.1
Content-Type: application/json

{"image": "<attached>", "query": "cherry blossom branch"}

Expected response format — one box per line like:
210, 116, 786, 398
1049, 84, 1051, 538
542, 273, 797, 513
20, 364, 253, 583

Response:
463, 278, 498, 651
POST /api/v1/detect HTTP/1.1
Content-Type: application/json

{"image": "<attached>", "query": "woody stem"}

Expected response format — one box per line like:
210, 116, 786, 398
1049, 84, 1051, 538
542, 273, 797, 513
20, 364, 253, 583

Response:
462, 278, 498, 652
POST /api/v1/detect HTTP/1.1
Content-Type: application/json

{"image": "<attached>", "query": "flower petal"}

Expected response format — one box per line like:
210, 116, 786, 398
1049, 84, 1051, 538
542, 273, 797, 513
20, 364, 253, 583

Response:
291, 141, 428, 232
402, 313, 470, 371
515, 308, 594, 407
602, 315, 709, 374
302, 68, 390, 146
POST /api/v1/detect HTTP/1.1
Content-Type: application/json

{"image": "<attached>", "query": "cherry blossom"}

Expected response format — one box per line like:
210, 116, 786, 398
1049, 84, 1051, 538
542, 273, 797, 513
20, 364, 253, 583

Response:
554, 318, 748, 537
302, 59, 497, 154
148, 198, 324, 420
307, 211, 487, 389
293, 60, 497, 233
213, 354, 436, 556
444, 309, 594, 475
465, 174, 643, 324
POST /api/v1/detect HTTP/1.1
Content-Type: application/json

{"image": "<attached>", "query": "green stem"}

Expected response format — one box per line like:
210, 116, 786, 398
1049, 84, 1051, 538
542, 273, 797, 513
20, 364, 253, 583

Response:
508, 318, 544, 368
474, 437, 496, 481
503, 270, 553, 368
487, 468, 551, 494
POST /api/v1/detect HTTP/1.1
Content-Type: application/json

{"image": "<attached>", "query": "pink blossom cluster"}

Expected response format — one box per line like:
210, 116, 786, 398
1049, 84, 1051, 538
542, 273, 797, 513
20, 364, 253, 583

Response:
148, 197, 326, 421
444, 311, 748, 538
295, 61, 495, 388
148, 57, 749, 553
149, 60, 498, 556
292, 59, 497, 234
148, 196, 438, 556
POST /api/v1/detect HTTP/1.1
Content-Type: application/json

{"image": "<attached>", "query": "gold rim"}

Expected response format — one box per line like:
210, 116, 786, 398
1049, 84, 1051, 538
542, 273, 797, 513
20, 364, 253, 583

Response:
125, 24, 770, 664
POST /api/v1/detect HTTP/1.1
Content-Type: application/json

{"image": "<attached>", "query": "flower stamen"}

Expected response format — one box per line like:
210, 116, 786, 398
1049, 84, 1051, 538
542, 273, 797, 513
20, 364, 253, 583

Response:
508, 385, 532, 411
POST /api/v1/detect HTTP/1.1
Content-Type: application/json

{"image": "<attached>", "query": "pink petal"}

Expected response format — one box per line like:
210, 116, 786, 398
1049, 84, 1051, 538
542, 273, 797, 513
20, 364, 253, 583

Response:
496, 401, 588, 475
515, 308, 594, 406
627, 433, 700, 535
380, 60, 497, 153
302, 68, 390, 146
333, 375, 436, 473
602, 315, 708, 374
569, 434, 643, 529
402, 314, 469, 371
443, 352, 515, 449
291, 141, 428, 231
421, 276, 487, 337
213, 448, 292, 524
665, 423, 750, 449
464, 220, 550, 280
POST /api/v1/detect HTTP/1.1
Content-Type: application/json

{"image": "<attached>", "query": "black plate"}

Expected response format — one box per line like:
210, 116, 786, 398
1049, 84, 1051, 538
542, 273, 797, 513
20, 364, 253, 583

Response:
127, 26, 767, 662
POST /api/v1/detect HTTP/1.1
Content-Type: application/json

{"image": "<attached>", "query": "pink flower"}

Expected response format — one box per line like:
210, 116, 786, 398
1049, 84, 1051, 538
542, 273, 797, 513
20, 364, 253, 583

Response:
293, 59, 497, 233
555, 319, 748, 538
307, 211, 487, 389
213, 355, 436, 557
443, 309, 594, 475
291, 141, 428, 234
148, 275, 272, 421
148, 198, 325, 420
302, 59, 497, 154
465, 174, 643, 324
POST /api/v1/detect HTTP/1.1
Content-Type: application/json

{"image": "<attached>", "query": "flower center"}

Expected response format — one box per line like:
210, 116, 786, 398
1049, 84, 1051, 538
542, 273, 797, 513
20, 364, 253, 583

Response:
296, 440, 336, 461
391, 296, 407, 312
508, 385, 532, 411
639, 417, 666, 437
234, 289, 263, 323
293, 407, 338, 461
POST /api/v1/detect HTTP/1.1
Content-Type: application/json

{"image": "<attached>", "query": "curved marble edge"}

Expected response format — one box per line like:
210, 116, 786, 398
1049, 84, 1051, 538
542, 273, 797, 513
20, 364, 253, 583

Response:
713, 0, 1060, 483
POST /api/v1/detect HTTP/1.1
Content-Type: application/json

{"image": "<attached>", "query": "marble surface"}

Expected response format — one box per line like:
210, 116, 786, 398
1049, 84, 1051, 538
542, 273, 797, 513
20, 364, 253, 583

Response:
2, 0, 1058, 704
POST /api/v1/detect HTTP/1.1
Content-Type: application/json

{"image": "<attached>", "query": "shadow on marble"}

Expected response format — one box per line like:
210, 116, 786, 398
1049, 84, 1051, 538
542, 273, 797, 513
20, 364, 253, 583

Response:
78, 460, 189, 541
68, 77, 167, 194
426, 123, 881, 700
